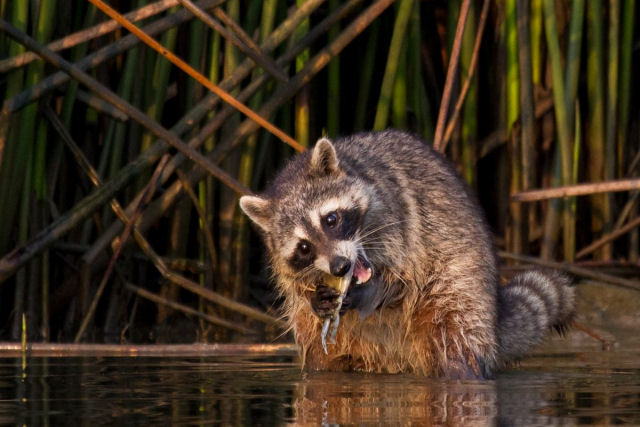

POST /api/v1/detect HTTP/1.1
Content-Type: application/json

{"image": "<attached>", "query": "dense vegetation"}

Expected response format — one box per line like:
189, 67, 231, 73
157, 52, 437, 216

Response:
0, 0, 637, 343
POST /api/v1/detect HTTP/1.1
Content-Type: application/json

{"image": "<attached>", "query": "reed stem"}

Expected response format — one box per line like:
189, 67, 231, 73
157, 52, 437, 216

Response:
543, 0, 575, 260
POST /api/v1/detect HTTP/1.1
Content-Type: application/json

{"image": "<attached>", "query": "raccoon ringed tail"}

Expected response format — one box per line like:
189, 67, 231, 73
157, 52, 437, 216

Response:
497, 270, 575, 363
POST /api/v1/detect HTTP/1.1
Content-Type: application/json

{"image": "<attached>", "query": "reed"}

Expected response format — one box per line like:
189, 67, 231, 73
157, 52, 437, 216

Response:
326, 0, 340, 136
294, 0, 311, 148
459, 0, 476, 187
618, 0, 636, 260
373, 0, 414, 131
0, 0, 637, 344
543, 0, 575, 260
586, 0, 609, 260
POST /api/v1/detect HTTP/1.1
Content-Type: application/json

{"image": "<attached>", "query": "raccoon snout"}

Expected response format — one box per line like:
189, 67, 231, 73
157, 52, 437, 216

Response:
329, 256, 352, 277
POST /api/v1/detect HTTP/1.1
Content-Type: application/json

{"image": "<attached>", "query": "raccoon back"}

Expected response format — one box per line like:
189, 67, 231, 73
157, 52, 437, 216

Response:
497, 270, 575, 362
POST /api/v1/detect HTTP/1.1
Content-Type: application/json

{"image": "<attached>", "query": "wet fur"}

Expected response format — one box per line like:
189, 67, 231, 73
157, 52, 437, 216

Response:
240, 130, 575, 378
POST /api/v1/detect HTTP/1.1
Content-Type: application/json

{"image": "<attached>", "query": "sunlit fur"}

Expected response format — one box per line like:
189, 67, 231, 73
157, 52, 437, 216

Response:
240, 130, 575, 378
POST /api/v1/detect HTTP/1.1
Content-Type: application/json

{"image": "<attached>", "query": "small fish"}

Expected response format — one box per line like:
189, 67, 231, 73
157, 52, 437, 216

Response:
320, 275, 350, 354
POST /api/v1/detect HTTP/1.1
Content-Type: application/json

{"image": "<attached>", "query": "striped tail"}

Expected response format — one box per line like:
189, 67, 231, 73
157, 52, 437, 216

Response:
497, 270, 575, 362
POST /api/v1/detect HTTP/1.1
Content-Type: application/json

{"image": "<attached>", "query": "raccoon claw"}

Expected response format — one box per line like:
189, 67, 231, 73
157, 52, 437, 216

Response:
311, 283, 342, 318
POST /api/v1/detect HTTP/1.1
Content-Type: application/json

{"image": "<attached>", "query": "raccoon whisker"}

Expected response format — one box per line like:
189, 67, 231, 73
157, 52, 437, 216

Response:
359, 237, 401, 249
359, 245, 391, 251
357, 222, 406, 241
356, 219, 410, 242
359, 238, 398, 246
291, 264, 316, 281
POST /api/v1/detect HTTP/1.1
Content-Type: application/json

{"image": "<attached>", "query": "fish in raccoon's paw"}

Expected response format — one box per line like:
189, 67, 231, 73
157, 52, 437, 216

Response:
239, 129, 575, 378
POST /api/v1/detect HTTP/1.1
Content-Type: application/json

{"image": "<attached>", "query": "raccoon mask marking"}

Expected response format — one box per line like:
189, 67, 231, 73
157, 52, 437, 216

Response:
239, 138, 374, 293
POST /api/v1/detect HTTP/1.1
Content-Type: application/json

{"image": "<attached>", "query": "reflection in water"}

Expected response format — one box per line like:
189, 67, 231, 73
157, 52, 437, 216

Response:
295, 372, 498, 425
295, 364, 640, 426
1, 350, 640, 425
1, 356, 300, 425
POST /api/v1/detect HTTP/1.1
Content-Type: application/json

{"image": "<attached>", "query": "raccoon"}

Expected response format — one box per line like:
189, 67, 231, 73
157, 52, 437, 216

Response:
240, 130, 575, 378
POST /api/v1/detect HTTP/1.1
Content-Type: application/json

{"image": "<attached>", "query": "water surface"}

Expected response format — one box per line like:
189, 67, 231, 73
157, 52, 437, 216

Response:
2, 343, 640, 425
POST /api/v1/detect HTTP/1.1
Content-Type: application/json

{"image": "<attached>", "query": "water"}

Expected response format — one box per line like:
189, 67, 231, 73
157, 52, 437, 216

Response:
1, 344, 640, 425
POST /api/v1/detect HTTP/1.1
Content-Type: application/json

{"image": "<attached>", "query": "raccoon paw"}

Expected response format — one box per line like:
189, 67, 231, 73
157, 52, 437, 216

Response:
310, 283, 342, 318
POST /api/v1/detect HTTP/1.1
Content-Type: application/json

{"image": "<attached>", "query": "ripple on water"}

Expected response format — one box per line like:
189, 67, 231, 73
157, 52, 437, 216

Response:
1, 347, 640, 425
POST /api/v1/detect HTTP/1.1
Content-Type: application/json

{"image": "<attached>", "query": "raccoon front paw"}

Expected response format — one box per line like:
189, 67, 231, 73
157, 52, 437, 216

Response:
310, 283, 342, 318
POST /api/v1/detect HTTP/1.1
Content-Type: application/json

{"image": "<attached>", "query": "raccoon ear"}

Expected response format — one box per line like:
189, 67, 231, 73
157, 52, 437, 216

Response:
239, 195, 273, 232
310, 137, 340, 175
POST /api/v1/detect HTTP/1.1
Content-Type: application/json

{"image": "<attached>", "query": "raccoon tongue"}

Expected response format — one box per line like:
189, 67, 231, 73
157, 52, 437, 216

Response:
354, 257, 372, 284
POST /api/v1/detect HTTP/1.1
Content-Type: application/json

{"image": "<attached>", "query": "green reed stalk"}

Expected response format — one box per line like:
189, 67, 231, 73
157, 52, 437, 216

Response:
570, 102, 581, 256
11, 0, 58, 338
223, 0, 240, 80
564, 0, 584, 133
537, 0, 560, 260
516, 0, 535, 192
67, 6, 100, 244
460, 0, 476, 187
162, 9, 203, 323
530, 0, 543, 85
232, 0, 278, 306
586, 0, 609, 260
199, 29, 221, 252
603, 0, 620, 258
103, 47, 141, 182
60, 5, 97, 131
543, 0, 575, 260
391, 38, 408, 129
0, 0, 28, 255
563, 0, 584, 260
0, 0, 5, 43
96, 0, 143, 228
407, 0, 432, 140
327, 0, 340, 136
516, 0, 535, 253
505, 0, 519, 134
353, 19, 379, 131
373, 0, 414, 131
182, 17, 211, 318
140, 6, 179, 153
506, 0, 522, 254
618, 0, 636, 259
198, 23, 217, 316
64, 5, 99, 231
606, 0, 620, 180
295, 0, 310, 147
11, 127, 32, 340
186, 20, 205, 110
185, 16, 207, 324
573, 104, 581, 188
447, 0, 458, 53
219, 0, 242, 301
618, 0, 635, 174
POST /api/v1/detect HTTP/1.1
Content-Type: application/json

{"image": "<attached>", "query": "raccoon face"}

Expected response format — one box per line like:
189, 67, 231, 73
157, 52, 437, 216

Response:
240, 137, 374, 289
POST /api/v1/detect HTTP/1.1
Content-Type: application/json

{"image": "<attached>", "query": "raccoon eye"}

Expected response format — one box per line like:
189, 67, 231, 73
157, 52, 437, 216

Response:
297, 240, 311, 255
325, 212, 338, 228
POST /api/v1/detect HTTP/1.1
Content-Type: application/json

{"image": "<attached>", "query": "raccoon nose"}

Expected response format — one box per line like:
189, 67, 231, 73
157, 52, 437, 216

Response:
330, 256, 352, 277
